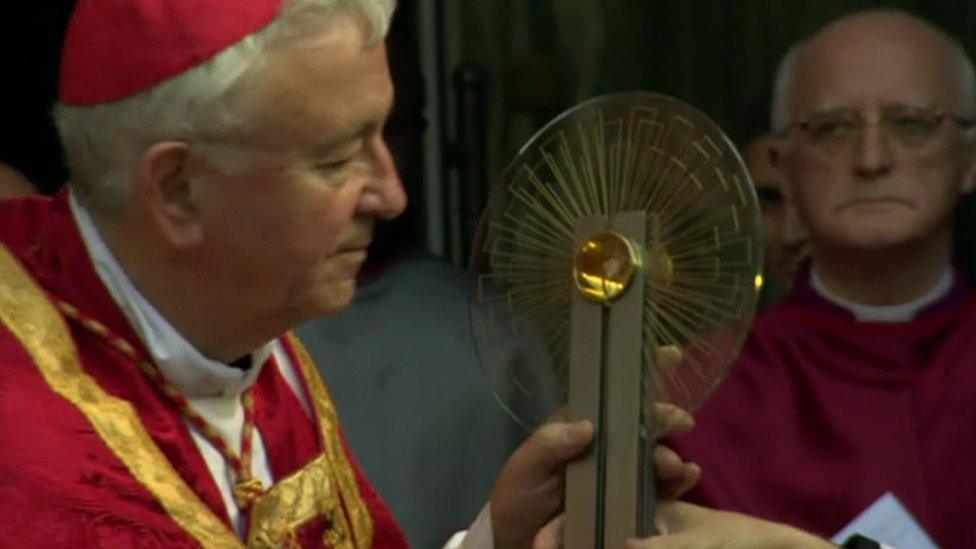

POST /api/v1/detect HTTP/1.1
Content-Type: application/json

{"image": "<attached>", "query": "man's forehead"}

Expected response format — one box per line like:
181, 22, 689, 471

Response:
791, 16, 962, 113
792, 11, 965, 112
233, 34, 393, 147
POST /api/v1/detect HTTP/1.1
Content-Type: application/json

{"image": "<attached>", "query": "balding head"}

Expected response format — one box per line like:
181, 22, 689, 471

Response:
772, 10, 976, 132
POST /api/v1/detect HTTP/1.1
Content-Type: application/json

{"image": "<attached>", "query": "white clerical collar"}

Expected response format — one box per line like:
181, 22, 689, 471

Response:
70, 190, 271, 398
810, 267, 954, 323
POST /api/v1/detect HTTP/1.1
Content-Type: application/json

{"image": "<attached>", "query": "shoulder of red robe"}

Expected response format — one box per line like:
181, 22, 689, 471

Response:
59, 0, 287, 106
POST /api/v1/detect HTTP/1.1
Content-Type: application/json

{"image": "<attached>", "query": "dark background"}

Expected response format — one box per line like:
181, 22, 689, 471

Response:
0, 4, 73, 194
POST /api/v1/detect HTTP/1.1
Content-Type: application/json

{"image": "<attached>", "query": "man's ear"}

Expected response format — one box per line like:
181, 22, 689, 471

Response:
134, 141, 203, 248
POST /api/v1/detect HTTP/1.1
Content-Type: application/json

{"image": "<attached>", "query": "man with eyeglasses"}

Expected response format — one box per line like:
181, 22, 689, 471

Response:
667, 9, 976, 548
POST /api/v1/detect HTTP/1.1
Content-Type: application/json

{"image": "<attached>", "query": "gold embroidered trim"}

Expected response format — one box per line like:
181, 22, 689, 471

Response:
0, 243, 243, 548
287, 334, 374, 548
248, 453, 344, 547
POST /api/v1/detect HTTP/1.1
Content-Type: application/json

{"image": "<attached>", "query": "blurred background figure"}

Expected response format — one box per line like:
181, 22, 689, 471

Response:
742, 105, 810, 306
0, 163, 35, 199
748, 136, 808, 287
734, 90, 810, 306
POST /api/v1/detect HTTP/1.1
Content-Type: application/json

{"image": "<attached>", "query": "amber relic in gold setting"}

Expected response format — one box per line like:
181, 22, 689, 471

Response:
573, 230, 642, 304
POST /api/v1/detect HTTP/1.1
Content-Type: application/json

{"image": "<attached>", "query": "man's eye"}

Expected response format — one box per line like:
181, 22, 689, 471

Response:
316, 159, 353, 172
887, 115, 937, 134
809, 120, 857, 138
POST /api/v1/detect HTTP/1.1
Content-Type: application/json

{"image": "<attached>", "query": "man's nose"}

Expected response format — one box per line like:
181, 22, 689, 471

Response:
852, 122, 894, 180
361, 136, 408, 220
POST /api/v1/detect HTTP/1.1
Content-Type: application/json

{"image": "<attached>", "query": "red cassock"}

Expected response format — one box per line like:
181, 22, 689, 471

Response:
670, 274, 976, 548
0, 191, 408, 548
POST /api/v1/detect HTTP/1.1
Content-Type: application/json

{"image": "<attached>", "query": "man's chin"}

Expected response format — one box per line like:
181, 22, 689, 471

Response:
308, 279, 359, 318
825, 229, 925, 254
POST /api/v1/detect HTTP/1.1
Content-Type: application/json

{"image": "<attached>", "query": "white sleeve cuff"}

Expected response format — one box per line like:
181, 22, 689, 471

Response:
443, 503, 493, 549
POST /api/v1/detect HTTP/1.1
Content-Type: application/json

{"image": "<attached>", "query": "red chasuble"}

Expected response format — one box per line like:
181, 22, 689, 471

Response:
670, 274, 976, 548
0, 191, 407, 548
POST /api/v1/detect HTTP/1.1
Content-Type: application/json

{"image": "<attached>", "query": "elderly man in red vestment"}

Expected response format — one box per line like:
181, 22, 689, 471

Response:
0, 0, 708, 547
0, 1, 416, 545
667, 9, 976, 548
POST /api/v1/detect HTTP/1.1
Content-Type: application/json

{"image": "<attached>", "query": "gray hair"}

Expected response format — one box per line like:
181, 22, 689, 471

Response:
770, 43, 803, 134
54, 0, 396, 212
770, 10, 976, 134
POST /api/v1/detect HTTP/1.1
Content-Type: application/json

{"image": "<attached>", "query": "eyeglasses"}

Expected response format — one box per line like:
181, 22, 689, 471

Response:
781, 104, 976, 157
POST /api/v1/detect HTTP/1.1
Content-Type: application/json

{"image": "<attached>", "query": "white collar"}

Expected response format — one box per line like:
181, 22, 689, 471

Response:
70, 190, 271, 398
810, 267, 954, 323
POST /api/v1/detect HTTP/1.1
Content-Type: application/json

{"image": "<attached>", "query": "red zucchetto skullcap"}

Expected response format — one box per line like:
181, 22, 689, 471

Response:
59, 0, 287, 106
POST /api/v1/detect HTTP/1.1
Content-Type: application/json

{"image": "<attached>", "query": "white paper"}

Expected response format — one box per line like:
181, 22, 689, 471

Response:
831, 492, 938, 549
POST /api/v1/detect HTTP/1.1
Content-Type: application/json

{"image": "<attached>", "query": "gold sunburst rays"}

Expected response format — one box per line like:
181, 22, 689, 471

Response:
471, 92, 763, 426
